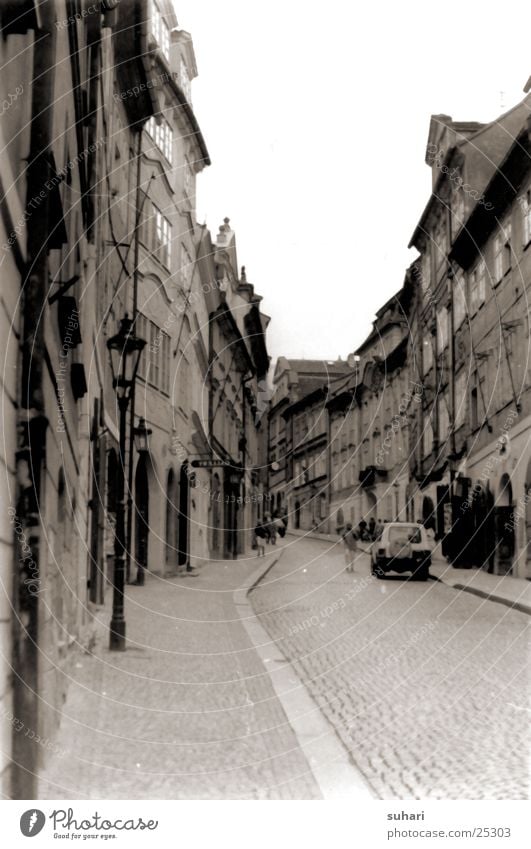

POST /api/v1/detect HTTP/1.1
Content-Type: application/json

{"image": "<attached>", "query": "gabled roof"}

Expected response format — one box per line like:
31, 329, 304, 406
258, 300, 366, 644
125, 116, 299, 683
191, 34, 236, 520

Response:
410, 94, 531, 250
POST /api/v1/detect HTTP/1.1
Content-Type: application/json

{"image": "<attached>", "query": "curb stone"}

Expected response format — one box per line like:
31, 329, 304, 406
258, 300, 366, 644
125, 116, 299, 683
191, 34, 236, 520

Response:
238, 547, 374, 800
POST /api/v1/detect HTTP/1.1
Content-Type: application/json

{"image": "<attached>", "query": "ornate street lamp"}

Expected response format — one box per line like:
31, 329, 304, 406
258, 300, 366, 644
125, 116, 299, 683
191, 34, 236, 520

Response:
133, 417, 152, 454
107, 315, 145, 651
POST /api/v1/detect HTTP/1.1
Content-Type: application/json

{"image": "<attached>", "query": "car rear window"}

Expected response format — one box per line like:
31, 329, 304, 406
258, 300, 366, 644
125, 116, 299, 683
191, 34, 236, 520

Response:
388, 526, 421, 544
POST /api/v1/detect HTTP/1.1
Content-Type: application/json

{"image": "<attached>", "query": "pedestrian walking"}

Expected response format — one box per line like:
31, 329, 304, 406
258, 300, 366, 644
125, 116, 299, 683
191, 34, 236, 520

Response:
341, 523, 358, 573
254, 521, 268, 556
264, 513, 276, 545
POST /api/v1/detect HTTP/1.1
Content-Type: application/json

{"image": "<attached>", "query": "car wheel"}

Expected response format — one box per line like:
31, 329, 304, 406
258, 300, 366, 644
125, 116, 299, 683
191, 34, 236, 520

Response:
411, 561, 429, 581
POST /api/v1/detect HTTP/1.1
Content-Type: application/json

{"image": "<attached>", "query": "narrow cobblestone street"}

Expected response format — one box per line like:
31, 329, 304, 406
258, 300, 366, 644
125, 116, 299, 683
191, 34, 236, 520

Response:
37, 552, 321, 800
250, 535, 531, 800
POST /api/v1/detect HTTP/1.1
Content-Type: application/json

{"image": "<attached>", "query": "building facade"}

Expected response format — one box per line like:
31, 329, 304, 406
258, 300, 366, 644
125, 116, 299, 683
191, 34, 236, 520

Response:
408, 99, 531, 577
0, 0, 271, 800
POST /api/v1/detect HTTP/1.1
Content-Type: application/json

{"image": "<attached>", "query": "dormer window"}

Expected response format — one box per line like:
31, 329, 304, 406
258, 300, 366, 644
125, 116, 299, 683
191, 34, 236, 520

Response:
152, 0, 170, 61
179, 58, 191, 101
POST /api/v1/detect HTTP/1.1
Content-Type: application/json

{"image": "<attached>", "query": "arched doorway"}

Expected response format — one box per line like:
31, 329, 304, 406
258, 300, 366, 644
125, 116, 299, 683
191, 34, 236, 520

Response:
495, 473, 515, 574
178, 463, 190, 567
134, 455, 149, 582
166, 469, 178, 569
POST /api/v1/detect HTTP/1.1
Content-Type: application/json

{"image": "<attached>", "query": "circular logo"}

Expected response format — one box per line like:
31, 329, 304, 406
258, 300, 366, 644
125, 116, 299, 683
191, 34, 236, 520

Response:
20, 810, 46, 837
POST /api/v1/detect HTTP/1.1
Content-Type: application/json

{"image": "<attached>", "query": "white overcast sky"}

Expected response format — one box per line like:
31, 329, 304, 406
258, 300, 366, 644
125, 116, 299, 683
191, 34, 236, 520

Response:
174, 0, 531, 363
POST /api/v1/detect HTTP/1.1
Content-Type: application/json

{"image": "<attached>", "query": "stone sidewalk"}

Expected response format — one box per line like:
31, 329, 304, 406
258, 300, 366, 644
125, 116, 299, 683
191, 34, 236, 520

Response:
37, 547, 321, 800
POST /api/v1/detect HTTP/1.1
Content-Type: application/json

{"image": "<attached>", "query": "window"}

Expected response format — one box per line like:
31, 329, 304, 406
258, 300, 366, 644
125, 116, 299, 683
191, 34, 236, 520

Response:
146, 116, 173, 164
493, 219, 511, 282
452, 188, 465, 237
151, 0, 170, 60
141, 200, 172, 268
184, 158, 193, 199
422, 335, 433, 374
155, 207, 171, 267
438, 397, 449, 442
435, 219, 448, 265
454, 371, 467, 430
521, 189, 531, 246
437, 307, 449, 351
137, 314, 170, 395
453, 274, 467, 328
470, 260, 486, 313
423, 418, 433, 457
179, 58, 191, 101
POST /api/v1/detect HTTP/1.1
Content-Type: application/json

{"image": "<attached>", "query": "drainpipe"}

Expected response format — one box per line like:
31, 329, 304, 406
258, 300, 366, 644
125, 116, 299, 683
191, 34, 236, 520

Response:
12, 1, 57, 799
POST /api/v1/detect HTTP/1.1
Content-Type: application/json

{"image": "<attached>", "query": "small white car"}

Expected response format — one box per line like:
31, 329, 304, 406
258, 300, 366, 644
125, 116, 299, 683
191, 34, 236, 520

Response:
370, 522, 432, 581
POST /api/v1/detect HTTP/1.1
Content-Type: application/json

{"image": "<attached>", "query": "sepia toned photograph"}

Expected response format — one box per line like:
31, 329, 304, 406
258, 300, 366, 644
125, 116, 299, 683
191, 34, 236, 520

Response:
0, 0, 529, 843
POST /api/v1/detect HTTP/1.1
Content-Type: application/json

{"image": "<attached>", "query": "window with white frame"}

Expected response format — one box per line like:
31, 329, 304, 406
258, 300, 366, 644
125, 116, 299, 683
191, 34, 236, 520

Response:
154, 206, 171, 267
141, 201, 172, 268
453, 273, 467, 328
146, 116, 173, 163
136, 313, 170, 395
521, 189, 531, 246
179, 58, 191, 101
151, 0, 170, 60
469, 260, 486, 313
493, 232, 504, 283
436, 307, 449, 351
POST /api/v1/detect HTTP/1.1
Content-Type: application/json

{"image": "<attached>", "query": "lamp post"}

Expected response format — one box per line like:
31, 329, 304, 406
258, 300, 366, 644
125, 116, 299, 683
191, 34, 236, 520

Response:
132, 417, 152, 586
107, 315, 145, 651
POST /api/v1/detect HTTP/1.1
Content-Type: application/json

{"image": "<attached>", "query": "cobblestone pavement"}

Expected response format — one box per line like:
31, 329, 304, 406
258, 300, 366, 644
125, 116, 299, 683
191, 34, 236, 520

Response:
37, 550, 321, 800
250, 535, 531, 800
